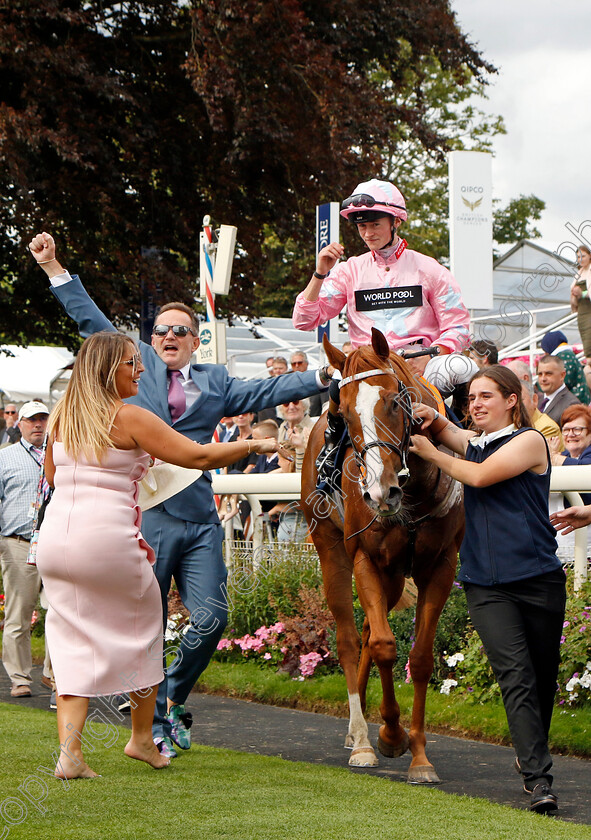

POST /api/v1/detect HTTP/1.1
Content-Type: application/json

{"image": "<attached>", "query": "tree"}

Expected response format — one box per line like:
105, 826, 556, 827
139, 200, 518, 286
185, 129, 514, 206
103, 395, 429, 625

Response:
493, 195, 546, 250
0, 0, 493, 345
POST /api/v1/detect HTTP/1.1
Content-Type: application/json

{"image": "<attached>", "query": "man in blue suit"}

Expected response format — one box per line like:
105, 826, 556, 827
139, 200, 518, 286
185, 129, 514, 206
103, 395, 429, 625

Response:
29, 232, 330, 757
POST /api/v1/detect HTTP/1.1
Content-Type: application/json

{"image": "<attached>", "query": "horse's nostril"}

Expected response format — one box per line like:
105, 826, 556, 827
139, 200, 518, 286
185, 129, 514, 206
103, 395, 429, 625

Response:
389, 486, 402, 503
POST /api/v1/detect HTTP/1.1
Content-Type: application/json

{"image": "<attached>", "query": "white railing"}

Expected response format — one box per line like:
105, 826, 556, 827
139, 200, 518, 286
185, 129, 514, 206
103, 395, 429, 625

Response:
212, 468, 590, 590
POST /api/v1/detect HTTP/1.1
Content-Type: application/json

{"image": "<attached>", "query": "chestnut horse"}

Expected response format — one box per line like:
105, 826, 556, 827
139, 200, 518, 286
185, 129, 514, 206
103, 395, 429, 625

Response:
300, 329, 464, 784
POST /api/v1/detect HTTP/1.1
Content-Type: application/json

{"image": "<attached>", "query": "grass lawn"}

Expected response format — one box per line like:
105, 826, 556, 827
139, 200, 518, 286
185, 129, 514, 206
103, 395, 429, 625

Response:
198, 660, 591, 758
1, 703, 591, 840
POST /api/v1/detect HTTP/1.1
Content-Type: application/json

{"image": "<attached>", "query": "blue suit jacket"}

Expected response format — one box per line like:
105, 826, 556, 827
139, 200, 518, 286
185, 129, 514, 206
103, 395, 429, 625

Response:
52, 276, 323, 523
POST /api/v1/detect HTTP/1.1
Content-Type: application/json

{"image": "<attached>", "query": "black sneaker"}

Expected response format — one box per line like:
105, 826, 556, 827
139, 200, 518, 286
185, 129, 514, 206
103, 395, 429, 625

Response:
530, 783, 558, 814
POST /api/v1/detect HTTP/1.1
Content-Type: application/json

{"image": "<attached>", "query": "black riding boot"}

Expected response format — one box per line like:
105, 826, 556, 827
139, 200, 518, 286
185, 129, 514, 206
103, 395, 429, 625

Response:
316, 410, 346, 481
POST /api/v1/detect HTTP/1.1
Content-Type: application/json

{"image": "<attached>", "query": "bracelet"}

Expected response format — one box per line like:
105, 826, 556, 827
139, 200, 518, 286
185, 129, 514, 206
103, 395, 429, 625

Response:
38, 258, 56, 265
246, 440, 252, 455
432, 408, 440, 422
313, 270, 328, 280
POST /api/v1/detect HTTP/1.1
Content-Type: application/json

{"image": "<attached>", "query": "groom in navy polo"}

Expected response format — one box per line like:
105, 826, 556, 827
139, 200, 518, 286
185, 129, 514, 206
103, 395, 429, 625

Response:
29, 232, 328, 757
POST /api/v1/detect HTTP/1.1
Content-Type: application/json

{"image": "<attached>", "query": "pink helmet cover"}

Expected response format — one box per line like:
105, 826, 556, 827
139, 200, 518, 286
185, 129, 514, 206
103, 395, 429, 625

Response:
340, 179, 408, 222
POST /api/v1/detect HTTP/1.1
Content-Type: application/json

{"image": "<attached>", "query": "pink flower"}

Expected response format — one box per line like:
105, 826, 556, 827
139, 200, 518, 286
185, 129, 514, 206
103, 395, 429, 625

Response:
237, 635, 265, 652
269, 622, 285, 634
404, 659, 412, 684
216, 638, 233, 650
263, 652, 272, 660
563, 621, 570, 628
281, 646, 288, 653
254, 626, 270, 640
299, 651, 323, 678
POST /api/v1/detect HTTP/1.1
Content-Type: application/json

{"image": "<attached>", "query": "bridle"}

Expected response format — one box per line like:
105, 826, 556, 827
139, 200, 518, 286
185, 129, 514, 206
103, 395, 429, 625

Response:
338, 366, 414, 482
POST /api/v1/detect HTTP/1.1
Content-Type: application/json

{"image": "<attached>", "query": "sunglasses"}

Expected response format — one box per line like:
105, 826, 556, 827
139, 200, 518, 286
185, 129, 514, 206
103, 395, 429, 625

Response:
152, 324, 196, 338
282, 400, 301, 408
4, 410, 16, 415
341, 193, 406, 212
120, 353, 142, 371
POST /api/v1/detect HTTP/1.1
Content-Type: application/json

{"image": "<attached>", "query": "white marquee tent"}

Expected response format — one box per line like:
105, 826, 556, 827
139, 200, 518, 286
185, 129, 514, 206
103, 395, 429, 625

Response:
0, 345, 75, 405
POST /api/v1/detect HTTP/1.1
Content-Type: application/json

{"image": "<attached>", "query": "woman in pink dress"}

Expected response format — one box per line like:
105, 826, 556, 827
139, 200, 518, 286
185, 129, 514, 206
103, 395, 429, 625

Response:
37, 331, 283, 779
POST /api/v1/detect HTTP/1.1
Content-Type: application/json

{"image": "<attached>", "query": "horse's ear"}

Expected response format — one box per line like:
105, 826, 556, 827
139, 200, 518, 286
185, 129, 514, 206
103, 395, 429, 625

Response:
323, 333, 346, 372
371, 328, 390, 360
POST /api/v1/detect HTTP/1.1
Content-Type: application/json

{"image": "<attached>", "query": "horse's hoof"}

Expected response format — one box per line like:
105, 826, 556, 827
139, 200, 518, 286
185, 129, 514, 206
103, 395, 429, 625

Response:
407, 764, 441, 785
377, 731, 409, 758
349, 747, 379, 767
344, 733, 354, 750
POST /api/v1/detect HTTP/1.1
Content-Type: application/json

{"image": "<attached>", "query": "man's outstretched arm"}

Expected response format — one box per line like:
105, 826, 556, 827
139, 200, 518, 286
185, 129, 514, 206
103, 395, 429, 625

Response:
29, 231, 116, 337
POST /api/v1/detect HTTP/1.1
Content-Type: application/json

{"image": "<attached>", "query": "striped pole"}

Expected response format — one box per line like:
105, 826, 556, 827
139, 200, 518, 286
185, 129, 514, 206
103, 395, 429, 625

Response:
202, 214, 216, 325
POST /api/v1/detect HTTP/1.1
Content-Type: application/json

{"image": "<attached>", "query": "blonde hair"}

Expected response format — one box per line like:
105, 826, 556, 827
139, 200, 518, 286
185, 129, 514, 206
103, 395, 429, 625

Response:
49, 331, 137, 461
251, 419, 279, 439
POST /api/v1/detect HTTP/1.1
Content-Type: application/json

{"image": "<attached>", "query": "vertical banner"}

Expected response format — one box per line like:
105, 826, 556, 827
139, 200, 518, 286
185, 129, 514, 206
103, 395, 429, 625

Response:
315, 202, 340, 344
448, 151, 493, 310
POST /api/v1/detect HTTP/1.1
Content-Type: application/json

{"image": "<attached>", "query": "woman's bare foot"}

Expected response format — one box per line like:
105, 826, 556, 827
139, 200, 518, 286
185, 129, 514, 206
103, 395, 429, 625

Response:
124, 738, 170, 769
55, 751, 99, 779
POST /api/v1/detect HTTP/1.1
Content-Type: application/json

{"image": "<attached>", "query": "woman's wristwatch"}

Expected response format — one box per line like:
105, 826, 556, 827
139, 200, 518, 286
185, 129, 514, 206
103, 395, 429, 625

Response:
318, 364, 332, 386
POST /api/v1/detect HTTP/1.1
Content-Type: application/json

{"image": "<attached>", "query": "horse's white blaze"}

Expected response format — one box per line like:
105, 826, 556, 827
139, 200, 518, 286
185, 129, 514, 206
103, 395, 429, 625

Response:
356, 381, 384, 503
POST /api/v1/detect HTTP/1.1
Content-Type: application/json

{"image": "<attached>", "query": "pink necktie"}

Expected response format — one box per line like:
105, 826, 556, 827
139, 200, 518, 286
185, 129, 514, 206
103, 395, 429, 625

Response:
168, 370, 186, 423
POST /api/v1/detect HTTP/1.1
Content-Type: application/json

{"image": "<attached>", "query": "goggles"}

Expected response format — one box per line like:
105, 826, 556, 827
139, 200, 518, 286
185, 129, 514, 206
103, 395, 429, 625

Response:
341, 194, 406, 212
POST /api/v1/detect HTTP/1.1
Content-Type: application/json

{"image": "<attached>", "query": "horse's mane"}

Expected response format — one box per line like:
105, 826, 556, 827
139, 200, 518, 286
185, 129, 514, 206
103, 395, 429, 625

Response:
342, 345, 437, 405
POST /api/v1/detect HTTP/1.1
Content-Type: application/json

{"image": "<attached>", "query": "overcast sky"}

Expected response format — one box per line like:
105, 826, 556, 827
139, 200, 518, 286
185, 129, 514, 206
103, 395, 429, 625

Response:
451, 0, 591, 254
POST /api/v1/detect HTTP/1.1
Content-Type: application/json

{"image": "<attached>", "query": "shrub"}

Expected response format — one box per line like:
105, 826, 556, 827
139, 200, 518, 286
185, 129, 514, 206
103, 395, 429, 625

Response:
557, 575, 591, 707
225, 544, 323, 636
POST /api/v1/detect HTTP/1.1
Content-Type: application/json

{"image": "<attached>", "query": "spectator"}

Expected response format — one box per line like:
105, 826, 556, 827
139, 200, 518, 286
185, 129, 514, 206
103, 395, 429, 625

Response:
236, 420, 281, 539
506, 361, 564, 447
268, 442, 308, 543
277, 398, 317, 472
226, 412, 258, 473
540, 330, 590, 404
291, 350, 328, 418
218, 416, 238, 443
536, 355, 581, 424
341, 340, 353, 356
265, 357, 275, 376
547, 404, 591, 562
570, 245, 591, 358
0, 404, 21, 446
0, 400, 53, 699
549, 404, 591, 472
272, 356, 288, 377
468, 339, 498, 368
36, 331, 286, 778
30, 230, 328, 761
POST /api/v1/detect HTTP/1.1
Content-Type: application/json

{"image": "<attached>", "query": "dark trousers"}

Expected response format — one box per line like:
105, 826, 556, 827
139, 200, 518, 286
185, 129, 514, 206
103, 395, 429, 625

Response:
141, 506, 227, 740
464, 569, 566, 788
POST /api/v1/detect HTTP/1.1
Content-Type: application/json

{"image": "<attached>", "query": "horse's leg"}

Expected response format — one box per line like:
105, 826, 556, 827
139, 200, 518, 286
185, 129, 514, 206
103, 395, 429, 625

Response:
320, 537, 378, 767
354, 550, 409, 759
406, 548, 456, 784
356, 618, 372, 716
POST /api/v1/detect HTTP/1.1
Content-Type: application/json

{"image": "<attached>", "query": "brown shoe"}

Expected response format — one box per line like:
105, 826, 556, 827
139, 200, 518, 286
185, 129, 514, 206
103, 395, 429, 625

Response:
10, 685, 32, 698
41, 675, 53, 690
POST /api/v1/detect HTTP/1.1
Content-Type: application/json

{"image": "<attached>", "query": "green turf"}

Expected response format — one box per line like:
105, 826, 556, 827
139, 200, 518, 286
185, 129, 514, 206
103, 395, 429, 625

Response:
199, 661, 591, 757
1, 703, 590, 840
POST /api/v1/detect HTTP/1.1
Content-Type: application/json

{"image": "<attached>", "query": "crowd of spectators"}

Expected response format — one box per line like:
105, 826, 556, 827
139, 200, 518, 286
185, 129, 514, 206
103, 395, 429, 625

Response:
215, 349, 336, 542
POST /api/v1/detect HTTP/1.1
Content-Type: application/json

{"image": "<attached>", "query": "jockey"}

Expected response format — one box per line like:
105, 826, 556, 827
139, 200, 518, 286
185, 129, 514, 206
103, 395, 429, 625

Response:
292, 178, 473, 480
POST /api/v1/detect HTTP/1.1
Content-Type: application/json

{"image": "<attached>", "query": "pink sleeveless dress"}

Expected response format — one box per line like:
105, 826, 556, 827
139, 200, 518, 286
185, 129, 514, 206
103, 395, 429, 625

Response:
36, 443, 164, 697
